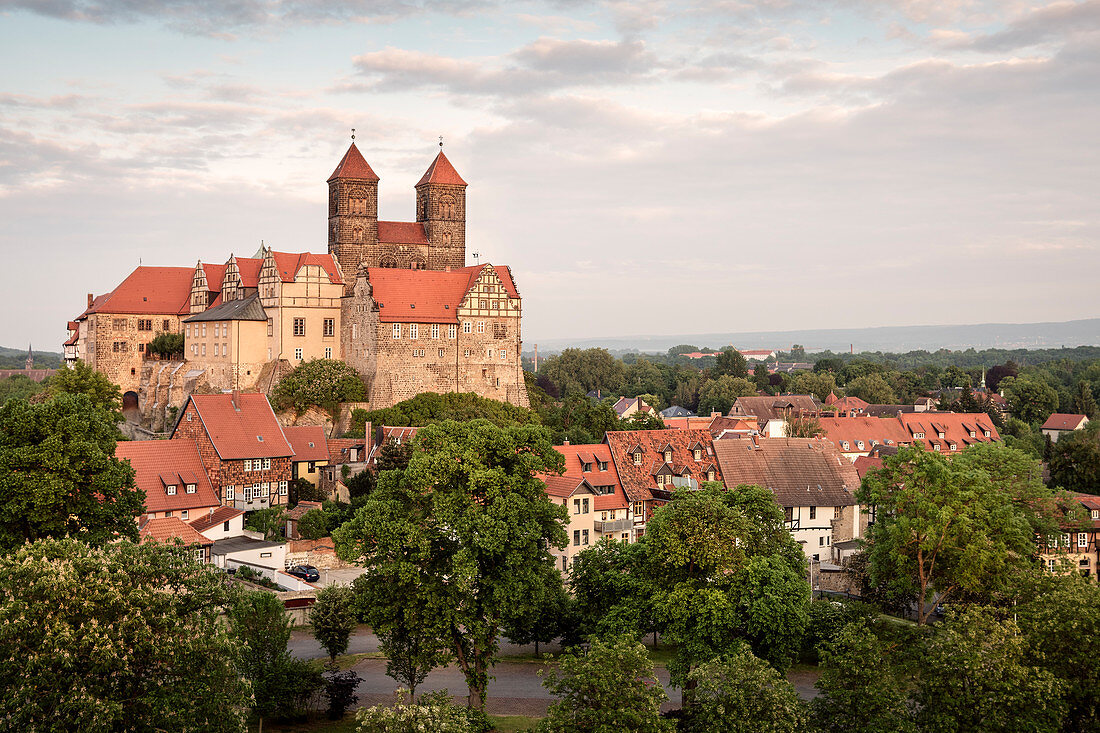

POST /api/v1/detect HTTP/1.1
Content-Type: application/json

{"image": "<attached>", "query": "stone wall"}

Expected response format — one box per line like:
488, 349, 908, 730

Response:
87, 312, 183, 394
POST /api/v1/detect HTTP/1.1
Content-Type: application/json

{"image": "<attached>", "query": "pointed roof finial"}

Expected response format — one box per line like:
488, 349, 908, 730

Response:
439, 135, 444, 149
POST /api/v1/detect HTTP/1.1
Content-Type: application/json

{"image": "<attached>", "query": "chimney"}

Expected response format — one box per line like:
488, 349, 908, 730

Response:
231, 389, 241, 411
563, 437, 570, 445
87, 293, 94, 307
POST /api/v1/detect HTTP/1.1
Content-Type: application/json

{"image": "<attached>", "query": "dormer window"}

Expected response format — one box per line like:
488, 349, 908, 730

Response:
933, 444, 940, 451
914, 432, 925, 439
969, 430, 976, 438
598, 461, 607, 471
582, 462, 592, 472
1092, 510, 1099, 520
185, 483, 196, 494
663, 450, 672, 463
166, 485, 177, 496
856, 441, 864, 450
707, 469, 715, 481
949, 443, 957, 451
984, 430, 991, 437
938, 431, 945, 439
841, 441, 850, 450
693, 449, 702, 461
633, 451, 643, 466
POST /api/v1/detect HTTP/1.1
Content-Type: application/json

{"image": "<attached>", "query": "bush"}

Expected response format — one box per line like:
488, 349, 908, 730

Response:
324, 668, 361, 720
147, 332, 184, 358
245, 507, 286, 541
272, 359, 367, 413
297, 509, 329, 540
355, 690, 477, 733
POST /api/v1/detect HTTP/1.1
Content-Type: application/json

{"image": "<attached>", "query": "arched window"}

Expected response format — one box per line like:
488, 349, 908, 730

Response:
441, 231, 452, 246
353, 227, 363, 243
380, 256, 398, 268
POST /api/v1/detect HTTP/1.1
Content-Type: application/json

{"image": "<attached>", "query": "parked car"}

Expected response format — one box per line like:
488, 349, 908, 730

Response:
286, 564, 320, 583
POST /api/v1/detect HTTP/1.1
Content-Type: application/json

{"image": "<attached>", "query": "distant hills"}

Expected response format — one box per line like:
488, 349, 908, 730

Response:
0, 346, 64, 370
530, 318, 1100, 355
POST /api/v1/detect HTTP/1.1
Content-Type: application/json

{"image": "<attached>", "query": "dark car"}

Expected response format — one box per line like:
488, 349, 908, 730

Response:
286, 564, 320, 583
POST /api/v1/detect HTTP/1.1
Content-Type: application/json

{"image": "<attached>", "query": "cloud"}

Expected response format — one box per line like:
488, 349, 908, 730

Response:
961, 0, 1100, 51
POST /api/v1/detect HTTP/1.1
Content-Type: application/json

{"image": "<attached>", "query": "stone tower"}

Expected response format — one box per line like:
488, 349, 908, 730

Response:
328, 143, 379, 293
416, 150, 468, 270
25, 344, 32, 370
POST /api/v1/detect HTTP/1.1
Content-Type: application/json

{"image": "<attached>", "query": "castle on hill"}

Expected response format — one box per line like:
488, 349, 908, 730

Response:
65, 143, 528, 428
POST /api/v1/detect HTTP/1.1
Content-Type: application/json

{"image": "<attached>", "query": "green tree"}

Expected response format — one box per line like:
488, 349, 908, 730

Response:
1047, 423, 1100, 495
344, 468, 376, 499
0, 394, 143, 550
1000, 375, 1059, 425
1074, 380, 1098, 419
48, 360, 123, 414
245, 506, 287, 541
272, 359, 367, 413
916, 607, 1065, 733
297, 508, 329, 540
568, 538, 656, 641
787, 371, 841, 402
753, 362, 771, 393
857, 446, 1040, 624
537, 636, 673, 733
229, 590, 323, 729
809, 621, 916, 733
683, 643, 808, 733
539, 395, 620, 444
713, 347, 749, 379
311, 585, 357, 663
147, 332, 184, 358
0, 538, 247, 731
334, 419, 568, 710
501, 564, 570, 657
0, 374, 44, 406
697, 375, 757, 416
539, 348, 626, 398
355, 690, 476, 733
352, 391, 539, 432
844, 373, 897, 404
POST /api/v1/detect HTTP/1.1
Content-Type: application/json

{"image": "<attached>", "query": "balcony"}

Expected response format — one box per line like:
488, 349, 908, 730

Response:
594, 518, 632, 533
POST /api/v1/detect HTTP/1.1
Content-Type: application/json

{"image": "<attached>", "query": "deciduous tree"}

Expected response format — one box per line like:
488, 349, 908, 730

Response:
311, 585, 357, 662
47, 360, 123, 414
1000, 375, 1059, 425
272, 358, 367, 413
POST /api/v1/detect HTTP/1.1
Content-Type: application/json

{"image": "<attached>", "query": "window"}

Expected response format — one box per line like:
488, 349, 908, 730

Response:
969, 430, 976, 437
448, 324, 457, 338
410, 324, 418, 340
1063, 533, 1071, 548
308, 461, 316, 474
938, 431, 945, 439
261, 482, 270, 497
226, 486, 235, 501
819, 536, 825, 546
813, 553, 820, 562
439, 348, 445, 358
857, 441, 865, 450
573, 499, 581, 514
293, 318, 305, 336
163, 319, 170, 331
598, 460, 607, 471
464, 349, 471, 358
200, 344, 206, 356
266, 318, 273, 336
243, 485, 254, 502
323, 318, 335, 337
809, 506, 817, 520
632, 501, 644, 516
1093, 510, 1100, 520
137, 318, 152, 331
193, 548, 205, 563
707, 469, 715, 481
263, 458, 271, 470
949, 443, 957, 451
784, 506, 793, 522
500, 349, 506, 360
138, 343, 145, 353
166, 484, 177, 495
294, 348, 303, 361
185, 483, 196, 494
573, 530, 581, 547
834, 505, 843, 518
582, 498, 590, 513
984, 430, 991, 437
479, 299, 487, 309
1079, 533, 1088, 548
476, 321, 486, 334
223, 520, 231, 531
933, 444, 941, 452
325, 347, 332, 359
213, 344, 219, 357
633, 451, 643, 466
186, 324, 190, 337
431, 324, 439, 339
463, 322, 472, 334
279, 481, 288, 496
201, 324, 207, 337
214, 323, 220, 338
393, 324, 401, 339
693, 448, 702, 461
663, 450, 672, 463
582, 529, 590, 545
244, 459, 252, 472
1047, 558, 1057, 572
181, 510, 189, 521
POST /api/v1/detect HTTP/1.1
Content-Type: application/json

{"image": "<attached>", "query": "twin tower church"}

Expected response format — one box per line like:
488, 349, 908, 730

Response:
65, 142, 528, 429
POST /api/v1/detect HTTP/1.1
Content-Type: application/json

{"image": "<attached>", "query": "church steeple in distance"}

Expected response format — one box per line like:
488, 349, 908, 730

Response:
328, 135, 379, 292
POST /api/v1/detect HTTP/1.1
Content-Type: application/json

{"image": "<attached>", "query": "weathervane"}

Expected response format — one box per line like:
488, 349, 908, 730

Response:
351, 128, 356, 142
439, 135, 444, 149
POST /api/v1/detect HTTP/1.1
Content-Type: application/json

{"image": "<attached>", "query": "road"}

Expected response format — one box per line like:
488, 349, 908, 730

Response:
290, 627, 820, 715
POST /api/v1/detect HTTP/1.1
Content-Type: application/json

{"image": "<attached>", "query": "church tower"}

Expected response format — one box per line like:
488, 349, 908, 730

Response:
328, 142, 379, 292
416, 150, 467, 270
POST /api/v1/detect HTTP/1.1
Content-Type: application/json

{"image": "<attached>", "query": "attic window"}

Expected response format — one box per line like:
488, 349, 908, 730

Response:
445, 305, 450, 309
308, 442, 314, 448
185, 483, 196, 494
410, 303, 415, 308
257, 435, 264, 442
663, 450, 672, 463
984, 430, 991, 437
950, 443, 957, 451
166, 485, 177, 495
633, 451, 643, 466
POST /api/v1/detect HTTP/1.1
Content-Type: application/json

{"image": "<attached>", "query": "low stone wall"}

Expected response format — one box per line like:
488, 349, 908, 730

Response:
285, 537, 350, 571
815, 566, 859, 595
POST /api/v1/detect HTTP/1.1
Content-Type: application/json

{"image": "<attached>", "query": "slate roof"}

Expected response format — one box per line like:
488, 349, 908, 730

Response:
605, 429, 721, 503
140, 517, 213, 546
283, 425, 330, 463
1042, 414, 1089, 431
366, 264, 518, 324
862, 404, 918, 418
115, 440, 221, 515
415, 150, 468, 187
713, 437, 859, 508
328, 142, 379, 182
189, 506, 244, 532
660, 406, 695, 418
183, 292, 267, 322
86, 266, 195, 316
181, 393, 294, 460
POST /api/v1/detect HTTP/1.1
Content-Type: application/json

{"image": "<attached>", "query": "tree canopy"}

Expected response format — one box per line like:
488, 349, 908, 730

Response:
272, 358, 367, 413
351, 391, 539, 433
48, 360, 123, 415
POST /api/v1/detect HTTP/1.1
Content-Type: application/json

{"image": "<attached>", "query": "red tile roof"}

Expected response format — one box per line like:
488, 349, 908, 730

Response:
605, 429, 721, 503
816, 416, 913, 453
853, 455, 884, 480
140, 517, 213, 546
555, 443, 627, 510
233, 257, 263, 287
367, 264, 518, 324
730, 395, 823, 426
182, 393, 294, 460
540, 474, 586, 499
271, 251, 343, 284
713, 437, 859, 508
189, 505, 244, 532
327, 437, 367, 465
898, 412, 999, 452
1042, 414, 1089, 431
378, 221, 430, 245
416, 150, 467, 187
88, 266, 195, 316
115, 440, 221, 515
328, 142, 379, 182
283, 425, 330, 463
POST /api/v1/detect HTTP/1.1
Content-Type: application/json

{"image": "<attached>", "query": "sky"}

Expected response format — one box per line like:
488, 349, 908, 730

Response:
1, 0, 1098, 350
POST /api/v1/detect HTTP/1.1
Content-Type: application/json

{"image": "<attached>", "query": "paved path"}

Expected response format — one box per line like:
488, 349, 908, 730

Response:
291, 627, 819, 715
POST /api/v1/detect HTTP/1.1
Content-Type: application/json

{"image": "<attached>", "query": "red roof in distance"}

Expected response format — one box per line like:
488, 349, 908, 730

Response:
140, 517, 213, 546
328, 142, 379, 182
284, 425, 330, 462
115, 440, 221, 515
1041, 414, 1089, 431
88, 266, 195, 316
416, 150, 467, 187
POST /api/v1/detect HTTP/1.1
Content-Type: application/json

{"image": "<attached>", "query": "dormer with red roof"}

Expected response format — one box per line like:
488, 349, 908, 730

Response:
416, 149, 467, 270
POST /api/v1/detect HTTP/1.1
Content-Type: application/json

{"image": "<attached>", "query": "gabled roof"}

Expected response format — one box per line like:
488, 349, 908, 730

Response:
1042, 413, 1089, 431
556, 443, 623, 500
605, 429, 721, 503
115, 440, 221, 515
541, 474, 586, 499
270, 251, 343, 284
415, 150, 467, 187
366, 264, 518, 324
378, 221, 430, 245
283, 425, 330, 462
713, 437, 858, 508
328, 142, 379, 182
183, 292, 267, 323
730, 394, 822, 424
179, 393, 294, 460
327, 437, 367, 465
816, 416, 913, 452
898, 413, 999, 451
232, 257, 263, 287
140, 517, 213, 546
189, 506, 244, 532
87, 266, 195, 316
